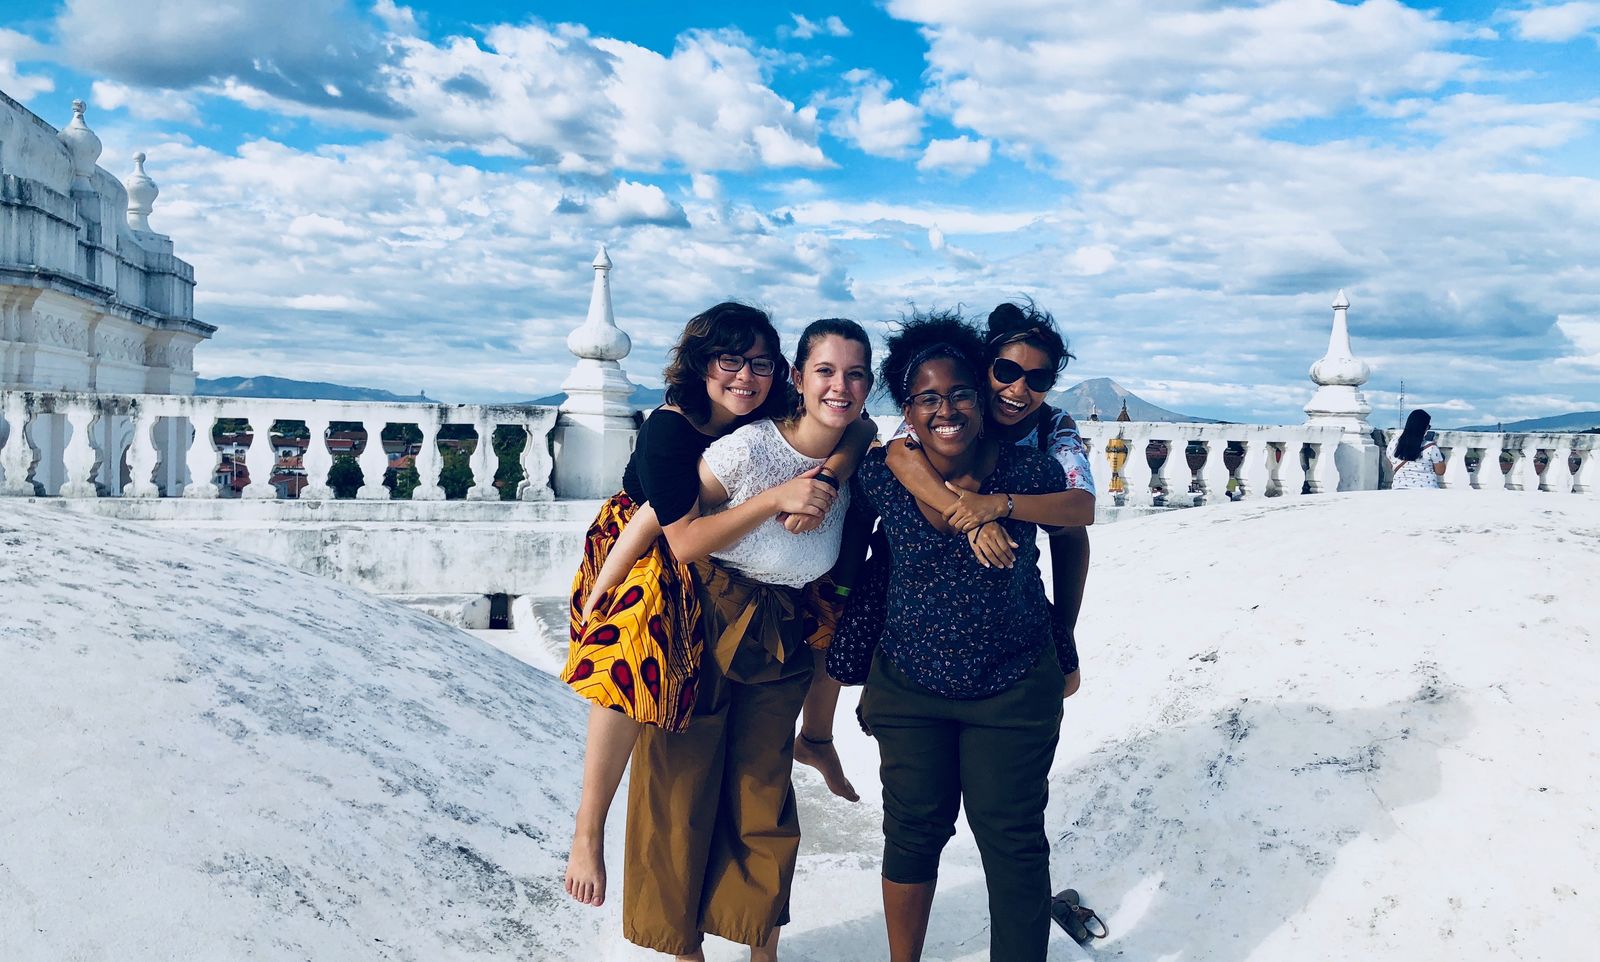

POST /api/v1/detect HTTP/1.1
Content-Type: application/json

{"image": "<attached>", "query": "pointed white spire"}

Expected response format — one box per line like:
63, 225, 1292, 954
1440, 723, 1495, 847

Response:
57, 99, 102, 190
1305, 288, 1373, 435
567, 244, 630, 362
125, 152, 159, 232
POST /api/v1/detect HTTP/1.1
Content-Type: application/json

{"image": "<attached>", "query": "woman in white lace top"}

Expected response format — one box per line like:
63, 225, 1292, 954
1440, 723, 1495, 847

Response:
624, 319, 873, 962
1390, 409, 1447, 490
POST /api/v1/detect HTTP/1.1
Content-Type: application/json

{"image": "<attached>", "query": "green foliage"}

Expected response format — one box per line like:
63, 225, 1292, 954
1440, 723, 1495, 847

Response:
328, 455, 363, 499
385, 466, 419, 500
440, 448, 474, 500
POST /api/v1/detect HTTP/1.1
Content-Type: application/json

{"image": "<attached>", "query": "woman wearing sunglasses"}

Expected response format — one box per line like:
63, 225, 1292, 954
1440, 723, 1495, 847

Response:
884, 300, 1096, 696
826, 313, 1082, 962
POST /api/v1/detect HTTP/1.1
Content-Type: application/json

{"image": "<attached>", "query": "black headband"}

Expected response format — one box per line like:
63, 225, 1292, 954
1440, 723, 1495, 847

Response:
901, 342, 964, 397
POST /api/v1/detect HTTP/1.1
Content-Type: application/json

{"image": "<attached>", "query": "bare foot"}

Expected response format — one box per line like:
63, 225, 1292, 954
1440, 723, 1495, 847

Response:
564, 832, 606, 906
794, 735, 859, 802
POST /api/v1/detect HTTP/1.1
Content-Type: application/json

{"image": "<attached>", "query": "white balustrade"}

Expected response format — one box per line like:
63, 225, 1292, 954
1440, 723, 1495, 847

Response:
0, 390, 1593, 512
517, 407, 558, 502
124, 404, 161, 498
301, 416, 334, 500
1161, 439, 1195, 508
59, 400, 101, 498
183, 407, 220, 498
467, 412, 499, 502
1, 395, 38, 496
356, 417, 392, 501
1503, 437, 1536, 492
1122, 433, 1155, 508
242, 408, 278, 500
413, 410, 445, 501
1575, 445, 1598, 495
1239, 440, 1274, 499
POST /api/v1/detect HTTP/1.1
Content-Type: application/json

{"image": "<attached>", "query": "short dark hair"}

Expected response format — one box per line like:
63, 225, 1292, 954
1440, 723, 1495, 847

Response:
986, 298, 1074, 374
662, 302, 790, 424
788, 317, 874, 415
879, 310, 988, 408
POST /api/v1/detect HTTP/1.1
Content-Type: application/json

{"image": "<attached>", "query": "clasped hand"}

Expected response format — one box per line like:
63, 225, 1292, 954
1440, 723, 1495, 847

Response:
941, 482, 1008, 532
772, 467, 838, 533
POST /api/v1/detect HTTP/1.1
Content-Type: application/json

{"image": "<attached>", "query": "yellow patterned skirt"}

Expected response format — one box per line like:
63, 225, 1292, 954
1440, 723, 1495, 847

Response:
561, 492, 703, 732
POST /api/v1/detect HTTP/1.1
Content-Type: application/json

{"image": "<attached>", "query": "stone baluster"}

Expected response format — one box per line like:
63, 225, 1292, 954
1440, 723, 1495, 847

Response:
1199, 437, 1231, 504
0, 395, 38, 496
1502, 438, 1534, 492
59, 398, 102, 498
242, 408, 278, 499
182, 409, 220, 498
1549, 441, 1577, 494
1239, 440, 1273, 500
1307, 441, 1340, 494
518, 408, 556, 502
1079, 426, 1115, 502
1439, 442, 1472, 491
468, 412, 500, 501
1164, 438, 1190, 505
1121, 434, 1154, 507
412, 411, 445, 501
123, 403, 162, 498
301, 416, 334, 500
356, 416, 391, 500
1574, 443, 1599, 495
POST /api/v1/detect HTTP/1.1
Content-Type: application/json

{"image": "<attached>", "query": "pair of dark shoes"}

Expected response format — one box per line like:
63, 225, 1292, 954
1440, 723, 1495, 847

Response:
1050, 888, 1108, 945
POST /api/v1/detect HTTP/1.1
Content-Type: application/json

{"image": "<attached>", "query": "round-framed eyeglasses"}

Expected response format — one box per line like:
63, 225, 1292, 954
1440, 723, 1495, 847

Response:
907, 387, 980, 414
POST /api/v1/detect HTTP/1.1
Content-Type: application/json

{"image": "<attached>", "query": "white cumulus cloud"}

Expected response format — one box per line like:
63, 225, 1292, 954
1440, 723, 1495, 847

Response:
830, 72, 925, 158
1510, 1, 1600, 42
917, 135, 991, 173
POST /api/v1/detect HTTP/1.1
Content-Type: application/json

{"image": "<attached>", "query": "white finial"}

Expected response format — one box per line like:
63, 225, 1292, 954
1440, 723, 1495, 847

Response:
124, 152, 159, 232
1304, 289, 1372, 427
567, 245, 630, 362
58, 98, 103, 189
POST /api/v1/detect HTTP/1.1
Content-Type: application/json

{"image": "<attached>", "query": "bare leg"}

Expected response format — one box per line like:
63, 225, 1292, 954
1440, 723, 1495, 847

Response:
749, 926, 781, 962
672, 951, 706, 962
564, 704, 642, 906
883, 878, 937, 962
792, 648, 859, 802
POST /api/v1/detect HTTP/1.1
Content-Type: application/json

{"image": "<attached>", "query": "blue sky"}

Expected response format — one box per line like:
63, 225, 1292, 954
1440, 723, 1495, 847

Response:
2, 0, 1597, 424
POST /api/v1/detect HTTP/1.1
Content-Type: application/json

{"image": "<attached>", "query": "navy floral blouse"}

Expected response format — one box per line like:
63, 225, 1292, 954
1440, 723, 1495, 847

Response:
835, 443, 1067, 699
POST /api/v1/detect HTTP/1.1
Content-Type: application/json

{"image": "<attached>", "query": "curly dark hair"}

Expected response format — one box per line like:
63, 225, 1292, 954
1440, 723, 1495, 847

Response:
986, 297, 1075, 373
879, 310, 988, 408
662, 302, 790, 424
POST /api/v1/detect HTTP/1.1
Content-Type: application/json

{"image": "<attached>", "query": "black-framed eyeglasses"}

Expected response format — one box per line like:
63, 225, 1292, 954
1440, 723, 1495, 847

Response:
907, 387, 980, 414
991, 357, 1055, 393
715, 353, 776, 377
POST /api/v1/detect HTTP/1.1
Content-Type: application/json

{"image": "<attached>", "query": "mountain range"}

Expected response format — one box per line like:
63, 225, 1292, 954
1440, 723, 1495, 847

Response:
196, 376, 433, 403
1451, 411, 1600, 433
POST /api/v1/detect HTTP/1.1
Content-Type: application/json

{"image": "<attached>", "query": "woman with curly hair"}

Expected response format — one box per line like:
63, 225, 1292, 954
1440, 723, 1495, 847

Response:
562, 304, 870, 923
828, 313, 1081, 962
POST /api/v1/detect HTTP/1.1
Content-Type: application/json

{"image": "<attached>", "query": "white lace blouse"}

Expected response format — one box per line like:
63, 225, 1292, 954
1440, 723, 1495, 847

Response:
700, 419, 849, 588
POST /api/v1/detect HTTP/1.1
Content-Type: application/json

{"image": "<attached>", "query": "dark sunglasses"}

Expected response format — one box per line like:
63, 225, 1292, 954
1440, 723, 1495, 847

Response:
991, 357, 1055, 393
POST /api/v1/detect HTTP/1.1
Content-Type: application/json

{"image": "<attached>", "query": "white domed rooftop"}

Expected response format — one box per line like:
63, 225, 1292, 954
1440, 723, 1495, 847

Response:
3, 491, 1595, 961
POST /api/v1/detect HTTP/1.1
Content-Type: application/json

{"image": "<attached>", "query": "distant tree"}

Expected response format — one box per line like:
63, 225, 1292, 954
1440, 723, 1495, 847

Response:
440, 448, 473, 500
385, 465, 419, 499
493, 426, 527, 501
328, 455, 363, 499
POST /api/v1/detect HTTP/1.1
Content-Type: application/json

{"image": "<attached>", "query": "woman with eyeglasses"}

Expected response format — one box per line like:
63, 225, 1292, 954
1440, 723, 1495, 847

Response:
885, 300, 1096, 696
562, 304, 872, 925
826, 313, 1083, 962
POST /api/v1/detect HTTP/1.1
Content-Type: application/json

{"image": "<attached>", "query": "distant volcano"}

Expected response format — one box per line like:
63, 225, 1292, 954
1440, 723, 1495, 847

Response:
1051, 377, 1217, 423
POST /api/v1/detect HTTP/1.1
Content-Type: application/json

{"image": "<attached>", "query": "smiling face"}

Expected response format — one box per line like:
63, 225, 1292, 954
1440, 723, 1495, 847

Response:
794, 334, 871, 429
904, 356, 982, 459
704, 336, 774, 421
988, 340, 1054, 428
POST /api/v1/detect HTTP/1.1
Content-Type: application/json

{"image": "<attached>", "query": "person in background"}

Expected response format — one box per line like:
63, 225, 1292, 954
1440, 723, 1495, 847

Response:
1390, 409, 1446, 489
